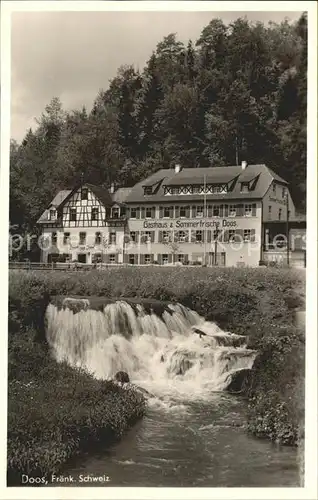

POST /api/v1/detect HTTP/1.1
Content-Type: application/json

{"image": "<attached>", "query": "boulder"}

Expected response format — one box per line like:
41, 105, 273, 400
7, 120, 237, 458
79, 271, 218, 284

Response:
226, 368, 251, 394
114, 371, 130, 383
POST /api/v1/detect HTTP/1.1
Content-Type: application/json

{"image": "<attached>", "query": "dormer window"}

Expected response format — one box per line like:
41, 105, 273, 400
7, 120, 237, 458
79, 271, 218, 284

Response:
241, 183, 249, 193
81, 187, 88, 200
144, 186, 152, 195
49, 209, 56, 220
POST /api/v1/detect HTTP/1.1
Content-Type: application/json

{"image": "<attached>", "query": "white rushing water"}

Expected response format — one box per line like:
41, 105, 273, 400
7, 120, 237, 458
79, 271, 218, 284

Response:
46, 299, 257, 401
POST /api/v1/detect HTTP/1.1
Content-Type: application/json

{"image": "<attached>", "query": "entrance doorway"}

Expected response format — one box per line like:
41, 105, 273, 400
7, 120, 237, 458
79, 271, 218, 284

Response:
77, 253, 87, 264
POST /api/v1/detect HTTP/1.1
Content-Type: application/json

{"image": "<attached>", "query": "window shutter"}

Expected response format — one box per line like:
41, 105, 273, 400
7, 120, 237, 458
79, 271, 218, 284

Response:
158, 254, 162, 265
207, 205, 213, 217
252, 204, 256, 216
207, 230, 212, 243
184, 254, 188, 263
186, 206, 190, 218
237, 204, 243, 216
224, 205, 229, 217
174, 231, 179, 242
151, 232, 155, 243
175, 206, 180, 218
191, 206, 196, 217
141, 207, 145, 219
251, 229, 256, 242
223, 230, 229, 243
168, 254, 173, 264
151, 207, 155, 218
158, 231, 162, 243
115, 253, 119, 264
201, 232, 205, 243
140, 254, 145, 265
123, 253, 129, 264
169, 206, 174, 218
136, 207, 141, 219
135, 254, 139, 265
191, 230, 196, 243
219, 204, 224, 217
105, 254, 110, 263
236, 229, 244, 242
159, 207, 163, 219
150, 254, 154, 264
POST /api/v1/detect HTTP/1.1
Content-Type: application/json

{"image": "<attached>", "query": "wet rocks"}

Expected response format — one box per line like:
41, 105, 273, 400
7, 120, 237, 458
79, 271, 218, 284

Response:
225, 368, 251, 394
114, 371, 130, 383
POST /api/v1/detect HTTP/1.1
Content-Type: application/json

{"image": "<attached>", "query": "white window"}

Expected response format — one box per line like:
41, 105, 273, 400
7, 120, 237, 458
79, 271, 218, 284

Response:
229, 205, 236, 217
164, 207, 171, 218
95, 232, 102, 244
145, 254, 151, 264
178, 254, 185, 263
229, 230, 236, 242
162, 254, 169, 265
213, 206, 220, 217
110, 232, 116, 244
51, 232, 57, 245
145, 231, 152, 243
245, 204, 252, 217
282, 187, 286, 198
179, 231, 187, 242
163, 231, 170, 242
129, 255, 135, 264
144, 186, 152, 195
63, 232, 70, 245
79, 232, 86, 245
195, 230, 203, 242
109, 254, 116, 263
70, 208, 77, 222
81, 188, 88, 200
196, 206, 204, 218
180, 206, 186, 218
241, 183, 249, 193
49, 209, 56, 220
145, 207, 152, 218
244, 230, 251, 242
112, 207, 119, 218
130, 231, 136, 242
130, 208, 137, 219
91, 207, 99, 221
278, 208, 282, 220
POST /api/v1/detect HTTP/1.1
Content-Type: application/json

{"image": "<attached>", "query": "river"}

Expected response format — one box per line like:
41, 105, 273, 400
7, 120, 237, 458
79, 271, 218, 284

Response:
46, 297, 301, 487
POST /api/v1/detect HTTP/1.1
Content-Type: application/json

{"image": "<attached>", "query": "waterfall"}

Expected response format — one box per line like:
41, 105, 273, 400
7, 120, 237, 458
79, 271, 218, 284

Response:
46, 298, 257, 400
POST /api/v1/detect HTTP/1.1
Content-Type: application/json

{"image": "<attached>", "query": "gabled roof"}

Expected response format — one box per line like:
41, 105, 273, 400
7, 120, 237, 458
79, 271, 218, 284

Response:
37, 184, 114, 224
112, 187, 132, 204
124, 164, 288, 203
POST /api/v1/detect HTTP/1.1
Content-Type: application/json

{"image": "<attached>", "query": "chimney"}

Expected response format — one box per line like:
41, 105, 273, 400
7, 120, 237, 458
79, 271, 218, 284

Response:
175, 164, 182, 174
241, 160, 247, 170
110, 182, 115, 194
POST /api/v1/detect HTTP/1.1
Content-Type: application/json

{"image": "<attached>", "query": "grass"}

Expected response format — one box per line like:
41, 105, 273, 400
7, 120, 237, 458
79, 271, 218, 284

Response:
8, 266, 305, 484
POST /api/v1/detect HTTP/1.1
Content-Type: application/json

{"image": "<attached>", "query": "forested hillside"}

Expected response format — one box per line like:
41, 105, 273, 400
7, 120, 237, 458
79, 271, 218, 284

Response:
10, 14, 307, 233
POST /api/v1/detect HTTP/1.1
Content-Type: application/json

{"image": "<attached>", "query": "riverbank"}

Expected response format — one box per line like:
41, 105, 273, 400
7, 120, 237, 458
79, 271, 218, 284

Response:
8, 267, 305, 483
8, 330, 145, 486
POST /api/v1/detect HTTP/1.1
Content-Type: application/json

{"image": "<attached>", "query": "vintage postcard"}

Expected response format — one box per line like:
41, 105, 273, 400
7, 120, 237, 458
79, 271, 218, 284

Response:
1, 1, 317, 499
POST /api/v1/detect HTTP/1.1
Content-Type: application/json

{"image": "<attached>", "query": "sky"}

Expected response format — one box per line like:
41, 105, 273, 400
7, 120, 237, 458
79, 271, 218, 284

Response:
11, 9, 302, 142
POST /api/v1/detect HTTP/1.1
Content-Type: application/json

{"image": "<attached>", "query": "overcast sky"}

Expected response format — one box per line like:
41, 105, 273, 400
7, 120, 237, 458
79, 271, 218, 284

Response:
11, 10, 302, 142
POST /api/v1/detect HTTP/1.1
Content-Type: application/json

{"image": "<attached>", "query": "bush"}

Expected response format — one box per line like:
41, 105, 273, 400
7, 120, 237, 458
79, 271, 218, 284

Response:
7, 336, 146, 486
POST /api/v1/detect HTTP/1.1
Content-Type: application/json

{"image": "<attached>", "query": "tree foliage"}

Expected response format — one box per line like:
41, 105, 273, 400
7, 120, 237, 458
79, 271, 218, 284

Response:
10, 15, 307, 231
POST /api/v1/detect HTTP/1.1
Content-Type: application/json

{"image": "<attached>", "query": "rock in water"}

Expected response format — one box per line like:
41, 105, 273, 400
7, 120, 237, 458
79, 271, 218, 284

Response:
226, 368, 251, 394
115, 371, 130, 383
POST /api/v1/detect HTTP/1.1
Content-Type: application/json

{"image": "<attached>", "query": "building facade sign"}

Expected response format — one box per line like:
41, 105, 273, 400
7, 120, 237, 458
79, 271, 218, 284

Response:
143, 218, 241, 230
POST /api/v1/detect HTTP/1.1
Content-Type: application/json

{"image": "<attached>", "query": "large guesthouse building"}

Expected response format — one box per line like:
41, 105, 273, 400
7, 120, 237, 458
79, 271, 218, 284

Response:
37, 163, 306, 267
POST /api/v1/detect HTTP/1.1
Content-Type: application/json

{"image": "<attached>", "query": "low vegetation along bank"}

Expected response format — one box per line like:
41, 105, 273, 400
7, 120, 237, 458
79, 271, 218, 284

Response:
8, 267, 305, 484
